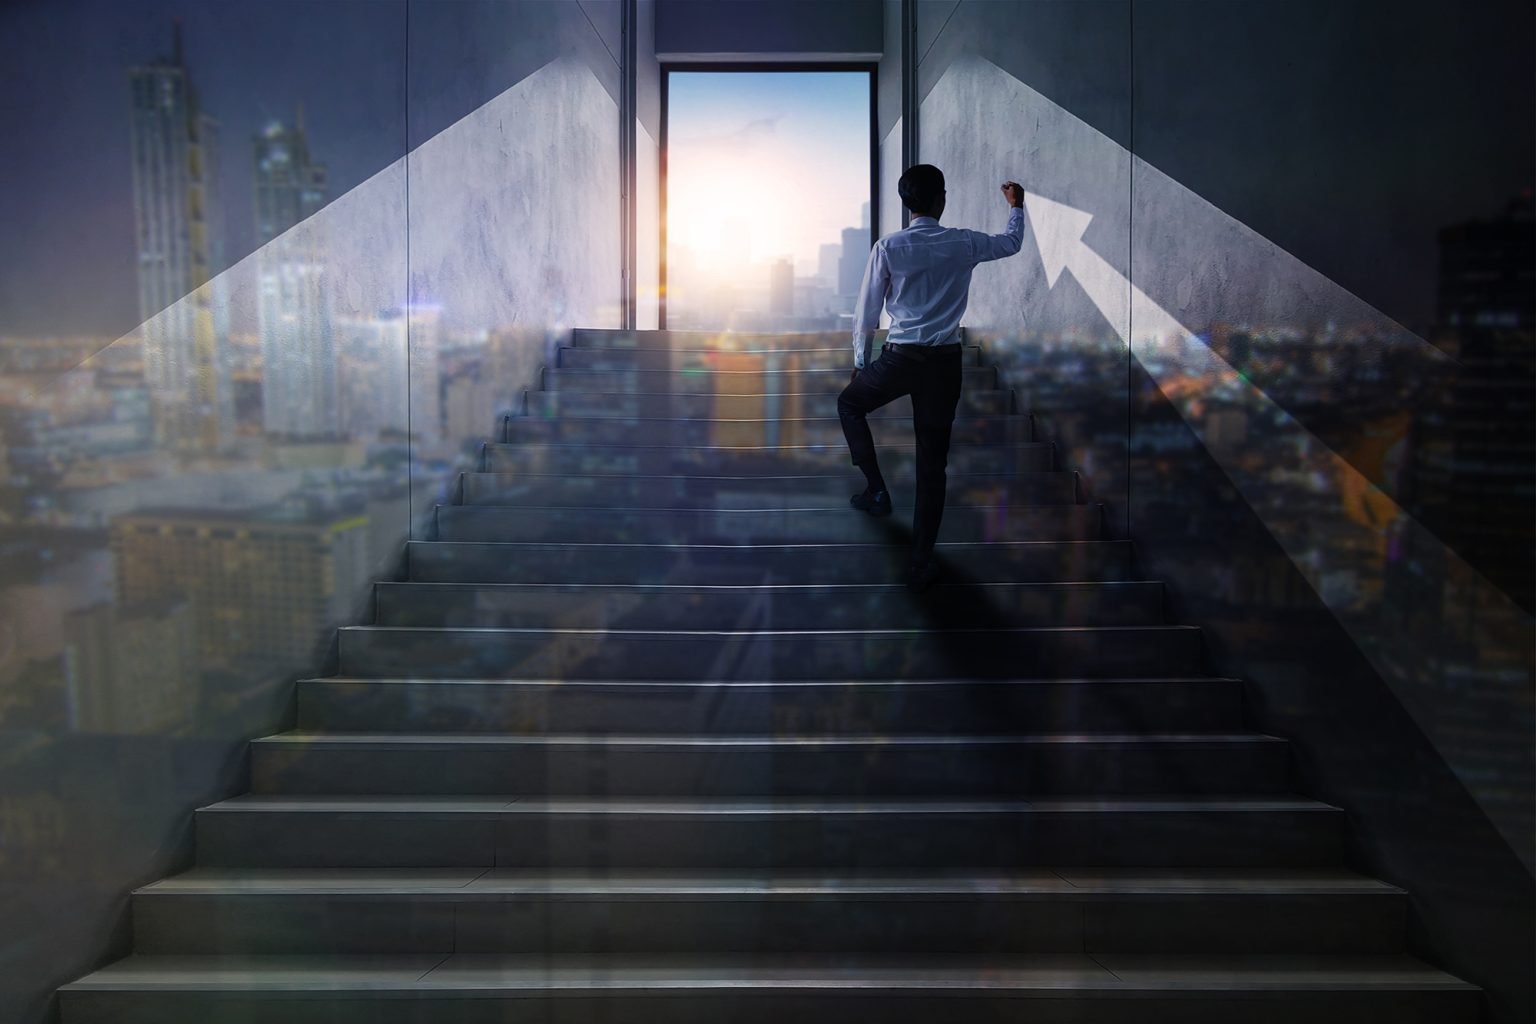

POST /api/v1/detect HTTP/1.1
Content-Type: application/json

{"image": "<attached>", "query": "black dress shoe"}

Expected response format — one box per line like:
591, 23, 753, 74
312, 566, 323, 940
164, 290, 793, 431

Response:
850, 488, 892, 517
905, 560, 940, 593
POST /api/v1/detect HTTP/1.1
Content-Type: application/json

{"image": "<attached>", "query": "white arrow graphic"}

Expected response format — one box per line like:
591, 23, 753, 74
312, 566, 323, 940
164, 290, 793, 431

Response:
1024, 191, 1186, 349
1022, 188, 1389, 518
1021, 188, 1533, 869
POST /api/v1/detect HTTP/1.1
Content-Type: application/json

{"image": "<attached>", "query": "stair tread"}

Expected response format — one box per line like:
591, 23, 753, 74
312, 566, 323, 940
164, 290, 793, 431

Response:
303, 675, 1240, 686
507, 412, 1032, 423
139, 866, 1400, 896
64, 952, 1473, 992
413, 539, 1122, 551
378, 580, 1156, 592
532, 386, 1007, 396
468, 470, 1068, 482
256, 732, 1283, 747
201, 795, 1338, 813
482, 441, 1051, 452
340, 624, 1196, 636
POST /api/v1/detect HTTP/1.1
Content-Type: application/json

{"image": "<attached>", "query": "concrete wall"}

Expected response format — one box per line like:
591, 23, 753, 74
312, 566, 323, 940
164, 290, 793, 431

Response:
916, 3, 1534, 1022
637, 0, 663, 328
657, 0, 882, 59
404, 1, 623, 533
877, 0, 904, 246
919, 13, 1133, 535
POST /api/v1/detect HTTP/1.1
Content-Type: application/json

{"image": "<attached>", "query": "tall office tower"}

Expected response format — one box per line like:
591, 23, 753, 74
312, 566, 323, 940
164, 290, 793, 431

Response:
1407, 193, 1535, 612
335, 313, 410, 439
838, 226, 867, 301
861, 201, 870, 230
818, 243, 841, 290
128, 23, 232, 451
768, 258, 794, 316
254, 110, 337, 439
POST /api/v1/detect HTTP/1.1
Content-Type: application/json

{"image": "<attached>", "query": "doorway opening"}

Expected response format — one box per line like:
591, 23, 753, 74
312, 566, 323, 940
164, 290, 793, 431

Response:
660, 66, 876, 331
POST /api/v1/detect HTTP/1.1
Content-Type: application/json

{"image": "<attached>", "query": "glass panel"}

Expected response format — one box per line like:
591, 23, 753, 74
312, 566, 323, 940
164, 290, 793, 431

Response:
0, 4, 408, 1017
405, 0, 623, 535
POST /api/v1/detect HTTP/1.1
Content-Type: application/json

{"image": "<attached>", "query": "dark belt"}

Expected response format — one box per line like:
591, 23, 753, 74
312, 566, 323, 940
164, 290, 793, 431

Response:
885, 341, 962, 360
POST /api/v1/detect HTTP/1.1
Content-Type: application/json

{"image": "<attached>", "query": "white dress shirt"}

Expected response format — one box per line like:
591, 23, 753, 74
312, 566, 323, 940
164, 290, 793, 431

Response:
850, 206, 1026, 368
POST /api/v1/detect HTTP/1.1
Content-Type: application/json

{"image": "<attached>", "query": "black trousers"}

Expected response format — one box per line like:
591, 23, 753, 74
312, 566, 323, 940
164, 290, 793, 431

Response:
836, 341, 964, 567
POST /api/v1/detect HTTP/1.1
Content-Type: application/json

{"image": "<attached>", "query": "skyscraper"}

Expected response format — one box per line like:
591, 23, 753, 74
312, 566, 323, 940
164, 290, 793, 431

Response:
768, 258, 794, 316
255, 110, 337, 439
1407, 193, 1536, 612
818, 243, 841, 290
838, 226, 867, 301
128, 23, 232, 451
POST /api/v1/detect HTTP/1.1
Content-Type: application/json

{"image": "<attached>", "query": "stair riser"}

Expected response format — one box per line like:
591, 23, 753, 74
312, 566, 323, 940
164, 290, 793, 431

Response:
525, 390, 1011, 418
57, 989, 1482, 1024
195, 808, 1346, 869
557, 344, 983, 370
405, 541, 1135, 586
374, 582, 1161, 630
433, 504, 1103, 545
541, 367, 999, 394
483, 442, 1056, 476
336, 627, 1203, 681
297, 679, 1246, 736
502, 415, 1034, 447
460, 471, 1076, 509
251, 740, 1288, 797
132, 891, 1403, 956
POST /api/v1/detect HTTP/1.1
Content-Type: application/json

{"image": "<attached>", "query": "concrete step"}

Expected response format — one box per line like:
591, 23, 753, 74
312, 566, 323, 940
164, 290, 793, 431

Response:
571, 327, 867, 349
481, 440, 1057, 475
404, 539, 1135, 585
334, 624, 1203, 681
458, 469, 1078, 510
522, 387, 1013, 418
432, 501, 1104, 544
61, 953, 1477, 1024
540, 365, 999, 395
129, 868, 1405, 956
501, 411, 1035, 447
296, 677, 1248, 736
249, 732, 1291, 798
556, 343, 983, 370
374, 580, 1160, 630
193, 796, 1347, 869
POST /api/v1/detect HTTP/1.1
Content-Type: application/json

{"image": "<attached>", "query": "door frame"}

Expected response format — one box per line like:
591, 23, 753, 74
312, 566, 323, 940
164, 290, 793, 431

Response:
658, 62, 879, 331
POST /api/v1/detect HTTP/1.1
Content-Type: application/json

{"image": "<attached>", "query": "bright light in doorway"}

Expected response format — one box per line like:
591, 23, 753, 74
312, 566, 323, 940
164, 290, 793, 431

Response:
666, 72, 870, 324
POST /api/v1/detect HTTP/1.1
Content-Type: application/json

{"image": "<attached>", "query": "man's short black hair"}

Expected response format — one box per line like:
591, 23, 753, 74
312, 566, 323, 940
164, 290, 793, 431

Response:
898, 164, 945, 215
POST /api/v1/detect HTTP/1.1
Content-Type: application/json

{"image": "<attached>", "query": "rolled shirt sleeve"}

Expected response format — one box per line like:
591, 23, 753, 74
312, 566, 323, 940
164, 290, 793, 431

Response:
966, 206, 1026, 265
850, 241, 890, 369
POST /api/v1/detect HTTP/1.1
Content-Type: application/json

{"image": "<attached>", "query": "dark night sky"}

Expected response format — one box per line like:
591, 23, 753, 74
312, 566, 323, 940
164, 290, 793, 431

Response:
0, 0, 408, 339
0, 0, 1531, 339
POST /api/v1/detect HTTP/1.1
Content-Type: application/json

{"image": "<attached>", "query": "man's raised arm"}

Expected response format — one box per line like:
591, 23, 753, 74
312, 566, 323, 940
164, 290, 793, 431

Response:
966, 181, 1027, 264
850, 241, 890, 371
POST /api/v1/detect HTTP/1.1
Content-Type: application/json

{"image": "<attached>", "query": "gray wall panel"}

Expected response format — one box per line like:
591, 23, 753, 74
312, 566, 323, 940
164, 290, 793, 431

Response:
657, 0, 883, 57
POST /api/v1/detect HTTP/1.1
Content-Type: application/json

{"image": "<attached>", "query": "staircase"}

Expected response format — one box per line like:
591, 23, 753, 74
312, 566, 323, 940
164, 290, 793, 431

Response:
61, 328, 1478, 1022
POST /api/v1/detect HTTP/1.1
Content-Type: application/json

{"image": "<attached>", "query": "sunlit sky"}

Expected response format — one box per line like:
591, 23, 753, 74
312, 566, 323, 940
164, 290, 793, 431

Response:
667, 72, 870, 284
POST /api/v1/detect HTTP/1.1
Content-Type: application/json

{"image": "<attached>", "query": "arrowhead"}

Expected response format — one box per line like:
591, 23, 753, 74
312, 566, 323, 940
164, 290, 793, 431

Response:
1023, 192, 1094, 288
